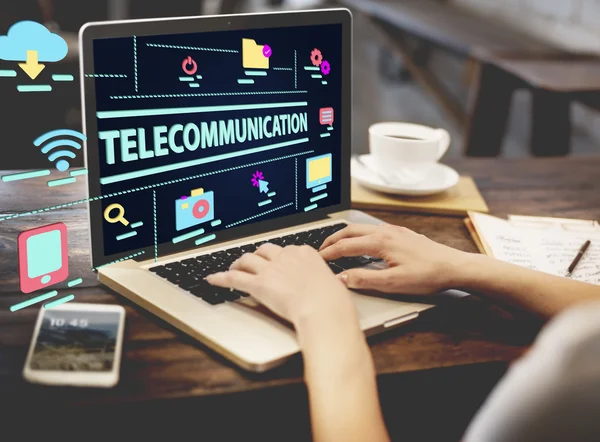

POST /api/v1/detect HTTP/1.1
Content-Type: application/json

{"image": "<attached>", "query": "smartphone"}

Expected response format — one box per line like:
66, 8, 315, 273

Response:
23, 303, 126, 388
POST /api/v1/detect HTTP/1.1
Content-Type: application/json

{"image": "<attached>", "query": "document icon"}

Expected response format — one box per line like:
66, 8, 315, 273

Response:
242, 38, 269, 69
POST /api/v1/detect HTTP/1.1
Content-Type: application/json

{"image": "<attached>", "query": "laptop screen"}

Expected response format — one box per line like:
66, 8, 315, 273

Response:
87, 20, 344, 266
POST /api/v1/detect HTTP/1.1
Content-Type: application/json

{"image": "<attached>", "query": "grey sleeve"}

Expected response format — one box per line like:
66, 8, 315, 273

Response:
464, 302, 600, 442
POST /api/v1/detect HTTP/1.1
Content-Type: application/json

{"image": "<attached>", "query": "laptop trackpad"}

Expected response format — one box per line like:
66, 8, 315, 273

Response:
236, 291, 429, 330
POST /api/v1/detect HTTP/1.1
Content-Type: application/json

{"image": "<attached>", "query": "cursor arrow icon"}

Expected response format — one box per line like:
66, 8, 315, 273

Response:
258, 180, 270, 193
19, 50, 45, 79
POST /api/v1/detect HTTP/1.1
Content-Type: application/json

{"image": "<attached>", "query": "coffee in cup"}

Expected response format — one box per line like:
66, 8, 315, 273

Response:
368, 122, 450, 184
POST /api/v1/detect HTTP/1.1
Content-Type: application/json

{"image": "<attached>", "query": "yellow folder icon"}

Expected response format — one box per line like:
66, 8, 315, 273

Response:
242, 38, 269, 69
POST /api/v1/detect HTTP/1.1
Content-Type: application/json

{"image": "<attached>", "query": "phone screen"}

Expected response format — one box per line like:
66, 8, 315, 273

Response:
30, 309, 121, 372
26, 230, 63, 278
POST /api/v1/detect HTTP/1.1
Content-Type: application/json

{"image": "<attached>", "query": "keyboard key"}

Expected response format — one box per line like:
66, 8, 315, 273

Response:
295, 231, 309, 240
165, 261, 184, 269
201, 293, 226, 305
332, 256, 371, 270
268, 237, 284, 246
154, 269, 171, 278
291, 235, 306, 246
305, 239, 323, 250
221, 290, 241, 301
322, 223, 347, 238
188, 279, 212, 291
177, 273, 202, 288
190, 284, 226, 305
232, 289, 249, 297
354, 256, 372, 265
165, 273, 183, 284
328, 262, 345, 274
226, 247, 243, 257
280, 234, 298, 246
189, 285, 206, 297
178, 279, 202, 291
212, 287, 236, 303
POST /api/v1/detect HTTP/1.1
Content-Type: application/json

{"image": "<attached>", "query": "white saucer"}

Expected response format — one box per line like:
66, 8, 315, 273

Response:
351, 154, 459, 196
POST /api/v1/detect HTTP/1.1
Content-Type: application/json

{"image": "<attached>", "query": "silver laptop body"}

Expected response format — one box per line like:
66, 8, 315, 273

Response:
80, 9, 433, 372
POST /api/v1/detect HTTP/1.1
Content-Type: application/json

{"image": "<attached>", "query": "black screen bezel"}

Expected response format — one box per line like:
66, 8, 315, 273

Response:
80, 9, 352, 269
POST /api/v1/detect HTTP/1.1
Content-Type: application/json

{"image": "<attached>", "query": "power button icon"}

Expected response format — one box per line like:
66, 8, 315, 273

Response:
182, 56, 198, 75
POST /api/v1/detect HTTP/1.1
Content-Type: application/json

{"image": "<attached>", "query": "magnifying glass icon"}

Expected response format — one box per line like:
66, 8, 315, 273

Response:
103, 203, 129, 226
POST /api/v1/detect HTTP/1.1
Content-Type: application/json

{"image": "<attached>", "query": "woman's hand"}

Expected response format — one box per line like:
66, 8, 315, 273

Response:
208, 243, 389, 442
206, 243, 356, 327
206, 242, 370, 385
320, 224, 475, 294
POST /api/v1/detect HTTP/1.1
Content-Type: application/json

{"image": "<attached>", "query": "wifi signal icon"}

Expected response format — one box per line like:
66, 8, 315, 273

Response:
34, 129, 87, 172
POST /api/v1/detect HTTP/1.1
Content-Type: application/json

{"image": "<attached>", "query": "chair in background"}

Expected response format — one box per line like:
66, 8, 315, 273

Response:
468, 55, 600, 157
337, 0, 600, 157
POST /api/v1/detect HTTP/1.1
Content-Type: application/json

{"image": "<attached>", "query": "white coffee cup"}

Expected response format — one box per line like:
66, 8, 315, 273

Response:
368, 122, 450, 184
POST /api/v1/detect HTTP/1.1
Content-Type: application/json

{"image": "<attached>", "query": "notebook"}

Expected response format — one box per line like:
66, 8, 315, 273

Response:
466, 212, 600, 284
351, 177, 489, 216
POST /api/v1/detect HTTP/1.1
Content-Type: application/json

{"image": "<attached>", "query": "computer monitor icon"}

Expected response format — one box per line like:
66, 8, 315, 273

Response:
306, 154, 332, 189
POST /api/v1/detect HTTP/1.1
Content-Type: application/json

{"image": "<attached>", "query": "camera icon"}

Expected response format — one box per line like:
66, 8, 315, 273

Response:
175, 188, 215, 231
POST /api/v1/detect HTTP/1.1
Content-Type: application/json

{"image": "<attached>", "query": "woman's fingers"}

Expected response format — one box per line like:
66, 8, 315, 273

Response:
255, 243, 283, 261
230, 252, 269, 274
320, 235, 382, 261
339, 267, 407, 293
206, 270, 258, 293
319, 224, 381, 251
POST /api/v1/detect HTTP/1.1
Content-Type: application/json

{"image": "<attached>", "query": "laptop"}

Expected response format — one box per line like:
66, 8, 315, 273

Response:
79, 8, 433, 372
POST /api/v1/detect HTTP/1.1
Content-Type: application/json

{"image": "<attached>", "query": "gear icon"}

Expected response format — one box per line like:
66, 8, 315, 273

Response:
310, 48, 323, 67
320, 60, 331, 75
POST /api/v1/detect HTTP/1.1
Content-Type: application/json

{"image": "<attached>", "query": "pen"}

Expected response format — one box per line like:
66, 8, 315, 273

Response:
565, 240, 591, 278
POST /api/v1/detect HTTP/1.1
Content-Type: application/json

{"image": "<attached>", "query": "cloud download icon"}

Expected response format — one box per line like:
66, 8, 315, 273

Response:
0, 21, 68, 79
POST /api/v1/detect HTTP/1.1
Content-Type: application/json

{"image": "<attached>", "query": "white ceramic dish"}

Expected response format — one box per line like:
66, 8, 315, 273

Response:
351, 154, 459, 196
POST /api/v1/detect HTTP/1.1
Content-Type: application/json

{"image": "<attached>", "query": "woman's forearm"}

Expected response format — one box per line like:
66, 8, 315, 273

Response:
457, 254, 600, 318
295, 304, 390, 442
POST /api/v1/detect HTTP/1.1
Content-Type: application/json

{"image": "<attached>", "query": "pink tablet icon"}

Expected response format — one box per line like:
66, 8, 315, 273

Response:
18, 223, 69, 294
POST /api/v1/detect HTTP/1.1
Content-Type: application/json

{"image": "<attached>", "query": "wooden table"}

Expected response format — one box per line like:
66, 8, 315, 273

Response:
3, 157, 599, 440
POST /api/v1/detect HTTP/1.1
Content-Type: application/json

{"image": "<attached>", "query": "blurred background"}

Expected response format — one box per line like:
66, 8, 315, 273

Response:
2, 0, 600, 169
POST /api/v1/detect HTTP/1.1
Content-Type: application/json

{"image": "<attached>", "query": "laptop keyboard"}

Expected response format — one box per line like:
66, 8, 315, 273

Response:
149, 223, 381, 305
